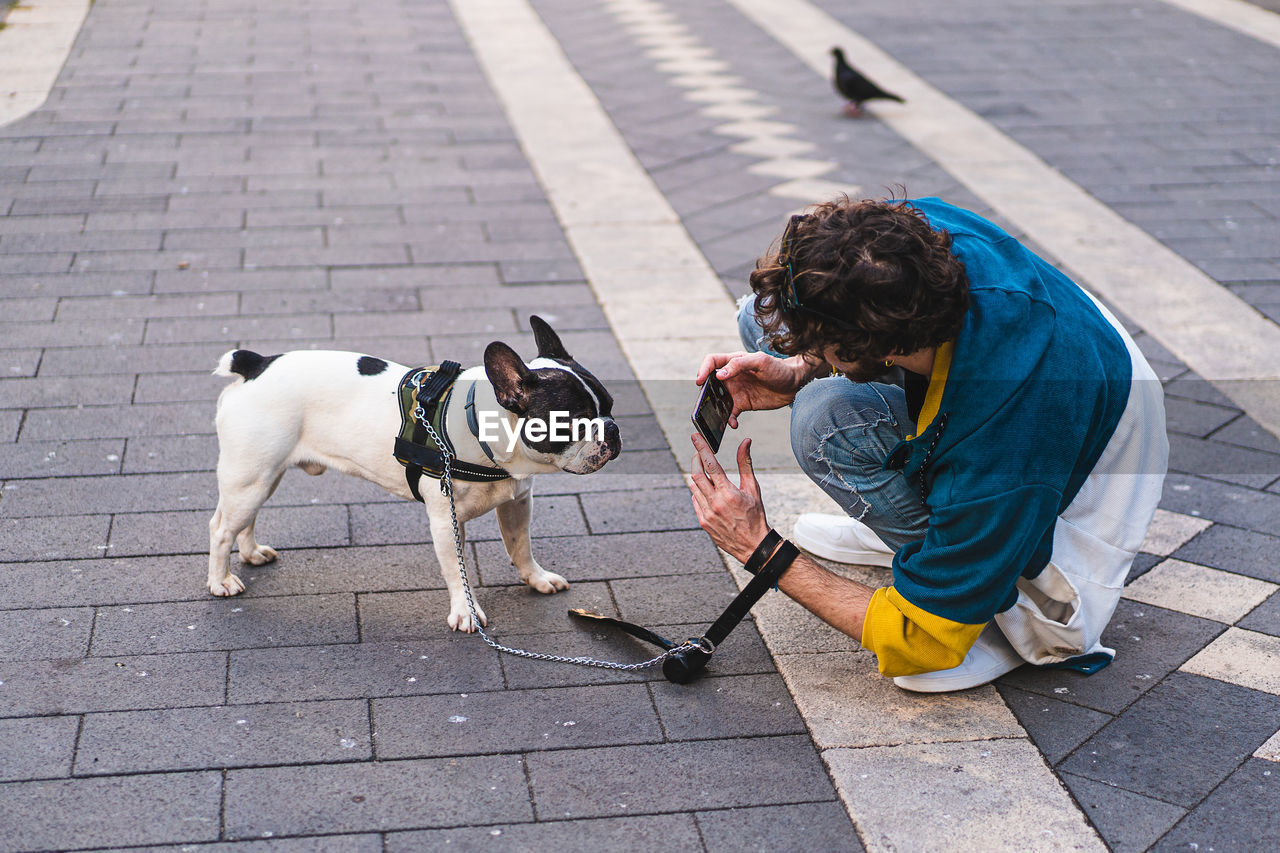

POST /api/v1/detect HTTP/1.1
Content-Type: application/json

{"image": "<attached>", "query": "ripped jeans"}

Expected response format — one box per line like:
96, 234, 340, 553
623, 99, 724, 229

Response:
738, 297, 930, 550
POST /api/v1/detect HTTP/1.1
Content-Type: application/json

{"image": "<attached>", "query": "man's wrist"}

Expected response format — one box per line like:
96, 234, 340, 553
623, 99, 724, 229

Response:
742, 529, 781, 574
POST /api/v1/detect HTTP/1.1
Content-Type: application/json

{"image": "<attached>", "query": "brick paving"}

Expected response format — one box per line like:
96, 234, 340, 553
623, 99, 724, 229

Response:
2, 0, 1279, 850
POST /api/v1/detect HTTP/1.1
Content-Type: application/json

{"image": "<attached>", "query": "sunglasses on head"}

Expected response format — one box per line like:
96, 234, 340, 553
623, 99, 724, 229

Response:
777, 214, 858, 330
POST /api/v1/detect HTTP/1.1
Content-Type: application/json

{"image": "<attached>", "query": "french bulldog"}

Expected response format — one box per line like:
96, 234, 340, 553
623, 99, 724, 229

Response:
207, 316, 620, 631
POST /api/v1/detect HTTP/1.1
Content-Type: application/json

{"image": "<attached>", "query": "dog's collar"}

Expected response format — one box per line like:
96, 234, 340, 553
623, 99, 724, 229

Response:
464, 380, 504, 466
394, 364, 510, 502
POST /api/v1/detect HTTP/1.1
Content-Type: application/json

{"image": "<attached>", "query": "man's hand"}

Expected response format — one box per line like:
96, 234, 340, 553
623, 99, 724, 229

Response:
695, 352, 821, 429
688, 434, 771, 563
690, 435, 878, 644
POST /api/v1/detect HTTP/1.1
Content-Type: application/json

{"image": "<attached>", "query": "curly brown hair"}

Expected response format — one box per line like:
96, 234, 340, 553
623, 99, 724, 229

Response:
749, 197, 969, 367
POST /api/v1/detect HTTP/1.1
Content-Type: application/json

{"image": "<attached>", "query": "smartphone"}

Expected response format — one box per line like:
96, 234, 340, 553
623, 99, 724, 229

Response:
692, 372, 734, 453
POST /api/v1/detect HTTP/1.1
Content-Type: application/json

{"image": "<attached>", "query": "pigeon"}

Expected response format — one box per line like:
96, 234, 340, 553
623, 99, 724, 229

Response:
831, 47, 904, 117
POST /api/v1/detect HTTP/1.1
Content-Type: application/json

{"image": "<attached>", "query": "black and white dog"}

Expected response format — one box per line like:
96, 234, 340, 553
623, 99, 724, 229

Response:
208, 317, 620, 632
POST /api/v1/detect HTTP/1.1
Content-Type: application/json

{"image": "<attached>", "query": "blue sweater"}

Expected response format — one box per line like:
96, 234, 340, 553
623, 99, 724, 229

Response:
882, 199, 1132, 626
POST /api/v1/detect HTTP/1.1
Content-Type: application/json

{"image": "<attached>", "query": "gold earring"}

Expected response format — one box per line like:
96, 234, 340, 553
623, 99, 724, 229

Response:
884, 358, 894, 368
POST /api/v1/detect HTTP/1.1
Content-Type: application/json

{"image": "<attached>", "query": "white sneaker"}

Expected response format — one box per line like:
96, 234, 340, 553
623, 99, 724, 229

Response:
793, 513, 896, 567
892, 624, 1025, 693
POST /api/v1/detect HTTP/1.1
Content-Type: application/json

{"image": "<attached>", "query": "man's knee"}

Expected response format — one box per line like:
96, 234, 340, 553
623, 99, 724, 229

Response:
790, 379, 906, 464
790, 380, 876, 456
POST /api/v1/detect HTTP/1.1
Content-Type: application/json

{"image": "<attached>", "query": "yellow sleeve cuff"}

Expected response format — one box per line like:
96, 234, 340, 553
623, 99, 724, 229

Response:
861, 587, 987, 677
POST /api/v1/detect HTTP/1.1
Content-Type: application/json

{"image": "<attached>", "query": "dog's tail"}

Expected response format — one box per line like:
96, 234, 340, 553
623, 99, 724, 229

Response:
214, 350, 280, 383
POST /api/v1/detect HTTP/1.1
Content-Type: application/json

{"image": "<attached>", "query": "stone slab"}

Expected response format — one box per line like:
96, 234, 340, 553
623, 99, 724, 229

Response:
0, 439, 124, 479
0, 471, 217, 518
776, 650, 1025, 749
649, 672, 807, 741
1240, 591, 1280, 637
121, 434, 219, 473
0, 715, 78, 782
0, 514, 111, 561
1059, 672, 1280, 807
348, 495, 586, 547
76, 699, 371, 775
697, 801, 862, 853
610, 572, 744, 626
996, 685, 1112, 766
20, 401, 214, 442
387, 815, 703, 852
1139, 509, 1212, 556
1257, 728, 1280, 763
1059, 772, 1186, 853
0, 606, 93, 661
525, 736, 834, 820
1159, 474, 1280, 538
0, 772, 222, 852
0, 651, 226, 718
227, 639, 505, 704
1155, 759, 1280, 852
0, 374, 134, 409
579, 487, 703, 534
1122, 558, 1278, 624
1172, 523, 1280, 584
824, 738, 1103, 852
108, 505, 350, 558
90, 593, 358, 655
372, 683, 661, 759
79, 837, 385, 853
1181, 626, 1280, 695
223, 756, 532, 839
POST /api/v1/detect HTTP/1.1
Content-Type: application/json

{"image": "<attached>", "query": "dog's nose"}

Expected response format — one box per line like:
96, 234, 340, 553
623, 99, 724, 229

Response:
604, 420, 621, 454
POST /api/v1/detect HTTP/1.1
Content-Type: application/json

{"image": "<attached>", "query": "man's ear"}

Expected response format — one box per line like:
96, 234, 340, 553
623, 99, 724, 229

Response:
484, 342, 532, 413
529, 315, 571, 361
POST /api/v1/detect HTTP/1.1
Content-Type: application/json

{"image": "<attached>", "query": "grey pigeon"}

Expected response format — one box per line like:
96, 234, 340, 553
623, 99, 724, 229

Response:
832, 47, 904, 117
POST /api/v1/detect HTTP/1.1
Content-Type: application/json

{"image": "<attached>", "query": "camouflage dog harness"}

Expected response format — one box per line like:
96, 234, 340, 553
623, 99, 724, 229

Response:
394, 361, 510, 502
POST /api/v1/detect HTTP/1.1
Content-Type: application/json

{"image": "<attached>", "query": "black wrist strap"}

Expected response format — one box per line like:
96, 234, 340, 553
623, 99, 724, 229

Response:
758, 539, 799, 588
743, 529, 782, 576
704, 540, 799, 647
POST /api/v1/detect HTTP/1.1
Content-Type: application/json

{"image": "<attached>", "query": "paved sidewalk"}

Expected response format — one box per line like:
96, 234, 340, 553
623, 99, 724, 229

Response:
1, 0, 1278, 851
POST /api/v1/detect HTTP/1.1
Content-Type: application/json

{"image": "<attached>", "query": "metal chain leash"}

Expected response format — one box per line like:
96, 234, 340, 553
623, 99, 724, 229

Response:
415, 412, 699, 671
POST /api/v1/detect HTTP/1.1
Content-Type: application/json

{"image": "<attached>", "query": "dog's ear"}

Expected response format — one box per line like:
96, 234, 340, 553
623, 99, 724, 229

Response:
530, 315, 571, 361
484, 341, 533, 413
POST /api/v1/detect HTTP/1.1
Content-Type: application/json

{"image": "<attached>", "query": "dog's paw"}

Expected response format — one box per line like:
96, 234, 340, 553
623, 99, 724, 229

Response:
240, 545, 278, 566
208, 573, 245, 596
448, 603, 487, 633
527, 569, 569, 594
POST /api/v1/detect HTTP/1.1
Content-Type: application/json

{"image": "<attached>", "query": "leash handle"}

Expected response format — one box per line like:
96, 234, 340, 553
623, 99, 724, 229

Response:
707, 540, 797, 646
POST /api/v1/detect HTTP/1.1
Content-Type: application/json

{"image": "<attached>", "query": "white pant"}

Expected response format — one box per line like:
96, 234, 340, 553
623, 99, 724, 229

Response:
996, 297, 1168, 665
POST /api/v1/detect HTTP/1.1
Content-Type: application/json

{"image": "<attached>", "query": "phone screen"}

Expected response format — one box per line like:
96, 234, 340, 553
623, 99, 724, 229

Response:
691, 373, 734, 453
